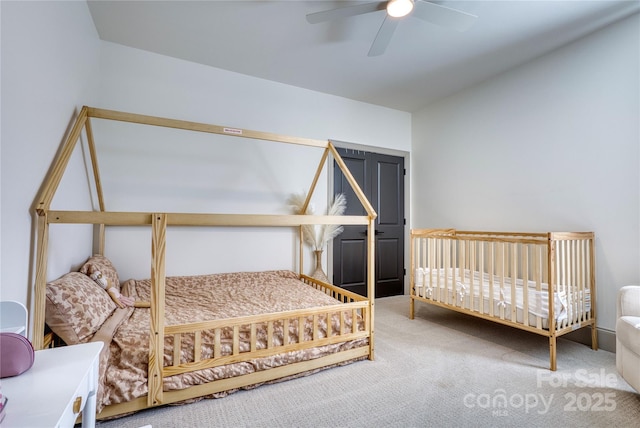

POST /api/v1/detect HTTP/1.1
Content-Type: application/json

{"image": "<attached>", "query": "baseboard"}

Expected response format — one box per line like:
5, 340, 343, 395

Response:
563, 327, 616, 353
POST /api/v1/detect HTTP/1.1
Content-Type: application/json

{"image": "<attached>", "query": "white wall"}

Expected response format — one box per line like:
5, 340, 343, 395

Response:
1, 1, 101, 305
411, 13, 640, 332
95, 42, 411, 152
0, 2, 411, 314
88, 42, 410, 281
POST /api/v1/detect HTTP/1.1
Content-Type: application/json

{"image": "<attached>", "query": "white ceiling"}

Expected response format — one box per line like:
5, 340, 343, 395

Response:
87, 0, 639, 112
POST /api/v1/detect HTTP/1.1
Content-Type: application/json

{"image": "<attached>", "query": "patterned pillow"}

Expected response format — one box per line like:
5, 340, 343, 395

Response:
45, 272, 117, 345
79, 255, 121, 292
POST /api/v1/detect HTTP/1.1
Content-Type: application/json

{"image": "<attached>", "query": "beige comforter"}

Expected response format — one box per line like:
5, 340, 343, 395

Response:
94, 270, 367, 412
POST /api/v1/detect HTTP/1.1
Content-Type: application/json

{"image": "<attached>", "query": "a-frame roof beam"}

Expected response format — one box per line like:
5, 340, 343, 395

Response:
328, 142, 376, 219
35, 107, 89, 214
86, 106, 329, 149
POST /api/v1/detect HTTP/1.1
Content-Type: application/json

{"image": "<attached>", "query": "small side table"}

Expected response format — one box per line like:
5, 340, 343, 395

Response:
1, 341, 103, 427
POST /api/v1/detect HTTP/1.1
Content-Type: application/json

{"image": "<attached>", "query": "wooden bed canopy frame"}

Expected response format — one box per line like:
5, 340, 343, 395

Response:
32, 105, 378, 370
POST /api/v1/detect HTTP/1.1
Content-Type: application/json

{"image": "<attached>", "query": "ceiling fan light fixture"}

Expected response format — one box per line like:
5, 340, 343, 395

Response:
386, 0, 414, 18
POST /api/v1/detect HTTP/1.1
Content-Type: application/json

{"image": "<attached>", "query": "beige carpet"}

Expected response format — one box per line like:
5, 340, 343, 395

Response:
95, 295, 640, 427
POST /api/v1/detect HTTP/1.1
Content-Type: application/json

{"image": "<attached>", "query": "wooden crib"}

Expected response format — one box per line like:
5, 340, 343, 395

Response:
409, 229, 597, 370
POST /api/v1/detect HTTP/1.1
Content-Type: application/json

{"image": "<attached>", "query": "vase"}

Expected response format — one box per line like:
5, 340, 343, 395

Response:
312, 249, 329, 283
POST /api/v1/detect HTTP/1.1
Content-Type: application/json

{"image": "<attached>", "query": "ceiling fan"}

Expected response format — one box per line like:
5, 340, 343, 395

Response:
306, 0, 478, 57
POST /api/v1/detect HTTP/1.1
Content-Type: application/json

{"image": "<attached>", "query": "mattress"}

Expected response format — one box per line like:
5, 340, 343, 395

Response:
414, 268, 591, 327
95, 270, 367, 412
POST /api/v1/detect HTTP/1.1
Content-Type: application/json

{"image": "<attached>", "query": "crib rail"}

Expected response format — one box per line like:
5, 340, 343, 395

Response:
410, 229, 596, 370
162, 301, 369, 378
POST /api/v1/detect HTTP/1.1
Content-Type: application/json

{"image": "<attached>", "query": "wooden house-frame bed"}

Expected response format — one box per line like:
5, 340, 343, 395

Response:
32, 106, 377, 419
410, 229, 597, 371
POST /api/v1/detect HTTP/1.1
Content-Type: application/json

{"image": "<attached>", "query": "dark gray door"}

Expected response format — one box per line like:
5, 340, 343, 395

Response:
332, 148, 405, 297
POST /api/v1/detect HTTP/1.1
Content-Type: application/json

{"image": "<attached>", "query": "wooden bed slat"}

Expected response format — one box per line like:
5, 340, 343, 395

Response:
283, 319, 290, 345
173, 334, 181, 365
313, 315, 319, 341
214, 329, 222, 359
298, 317, 305, 343
233, 326, 240, 355
251, 324, 257, 352
194, 332, 202, 362
267, 321, 274, 349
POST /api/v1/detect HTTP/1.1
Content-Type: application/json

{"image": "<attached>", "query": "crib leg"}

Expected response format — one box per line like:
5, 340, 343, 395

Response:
409, 296, 415, 319
591, 324, 599, 351
549, 336, 557, 371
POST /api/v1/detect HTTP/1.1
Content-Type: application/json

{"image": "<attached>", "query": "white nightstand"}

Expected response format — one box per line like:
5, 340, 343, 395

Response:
1, 341, 103, 428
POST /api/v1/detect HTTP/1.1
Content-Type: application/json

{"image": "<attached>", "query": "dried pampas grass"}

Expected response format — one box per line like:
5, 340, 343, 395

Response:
288, 192, 346, 250
287, 192, 318, 249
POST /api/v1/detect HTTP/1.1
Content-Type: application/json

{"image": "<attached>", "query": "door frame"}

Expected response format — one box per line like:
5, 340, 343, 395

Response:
327, 140, 411, 295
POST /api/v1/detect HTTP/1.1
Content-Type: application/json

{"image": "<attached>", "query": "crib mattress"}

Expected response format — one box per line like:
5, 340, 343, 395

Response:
414, 268, 591, 327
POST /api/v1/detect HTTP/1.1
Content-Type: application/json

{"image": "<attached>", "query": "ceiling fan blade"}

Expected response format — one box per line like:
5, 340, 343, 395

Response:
368, 16, 399, 57
413, 0, 478, 31
306, 2, 386, 24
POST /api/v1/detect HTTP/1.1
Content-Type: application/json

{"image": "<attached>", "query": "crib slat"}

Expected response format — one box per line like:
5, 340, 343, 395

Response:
522, 244, 529, 327
575, 240, 582, 322
489, 242, 495, 317
424, 238, 428, 298
549, 238, 557, 334
437, 238, 442, 300
511, 243, 517, 322
458, 239, 464, 306
434, 238, 440, 301
591, 238, 596, 321
557, 240, 565, 328
565, 240, 577, 325
568, 240, 575, 325
579, 239, 586, 321
562, 240, 568, 326
444, 239, 450, 305
582, 239, 588, 321
574, 240, 581, 323
576, 240, 582, 323
535, 245, 542, 329
429, 238, 435, 300
463, 241, 476, 311
567, 240, 573, 327
499, 242, 506, 320
478, 242, 484, 314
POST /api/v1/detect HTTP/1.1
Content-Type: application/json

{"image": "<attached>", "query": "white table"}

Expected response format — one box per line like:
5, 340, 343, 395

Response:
0, 327, 25, 335
1, 341, 103, 428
